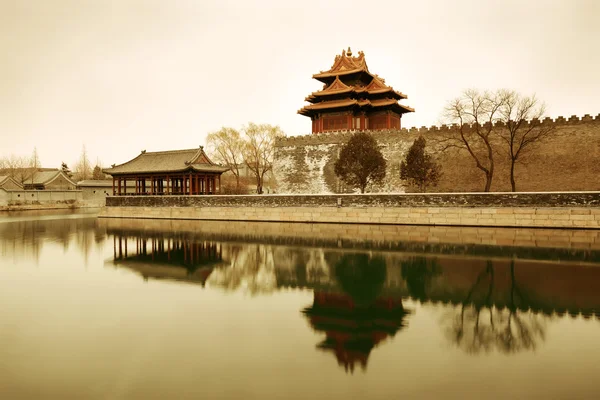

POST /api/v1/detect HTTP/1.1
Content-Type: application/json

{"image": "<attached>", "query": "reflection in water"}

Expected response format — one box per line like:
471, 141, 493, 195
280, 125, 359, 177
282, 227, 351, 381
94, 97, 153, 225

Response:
444, 260, 546, 354
74, 228, 598, 369
112, 235, 223, 286
0, 213, 104, 263
303, 253, 410, 373
401, 256, 441, 301
4, 216, 600, 399
104, 229, 600, 362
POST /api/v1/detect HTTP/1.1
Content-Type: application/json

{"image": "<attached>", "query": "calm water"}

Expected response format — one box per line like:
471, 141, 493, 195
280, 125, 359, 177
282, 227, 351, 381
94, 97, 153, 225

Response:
1, 210, 600, 399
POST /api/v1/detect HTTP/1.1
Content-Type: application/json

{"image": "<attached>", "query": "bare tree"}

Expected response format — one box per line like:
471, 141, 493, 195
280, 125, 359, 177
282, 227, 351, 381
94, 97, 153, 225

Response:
206, 127, 245, 190
441, 89, 507, 192
0, 154, 29, 184
242, 123, 285, 194
74, 145, 92, 181
28, 147, 41, 184
498, 92, 555, 192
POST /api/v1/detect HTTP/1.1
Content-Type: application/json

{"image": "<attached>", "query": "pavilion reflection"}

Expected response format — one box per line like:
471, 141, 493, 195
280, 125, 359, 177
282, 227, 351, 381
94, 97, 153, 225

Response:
112, 234, 223, 286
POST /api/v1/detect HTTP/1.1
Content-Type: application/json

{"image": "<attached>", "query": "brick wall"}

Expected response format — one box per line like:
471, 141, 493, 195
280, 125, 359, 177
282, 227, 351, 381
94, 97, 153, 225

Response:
273, 114, 600, 193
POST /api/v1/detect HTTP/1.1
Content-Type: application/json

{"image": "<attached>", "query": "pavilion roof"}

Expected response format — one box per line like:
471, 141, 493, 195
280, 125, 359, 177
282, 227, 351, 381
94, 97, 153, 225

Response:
103, 147, 229, 176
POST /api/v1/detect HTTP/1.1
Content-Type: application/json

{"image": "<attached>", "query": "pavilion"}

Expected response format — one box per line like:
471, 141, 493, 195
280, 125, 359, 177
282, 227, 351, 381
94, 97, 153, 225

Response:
103, 146, 229, 196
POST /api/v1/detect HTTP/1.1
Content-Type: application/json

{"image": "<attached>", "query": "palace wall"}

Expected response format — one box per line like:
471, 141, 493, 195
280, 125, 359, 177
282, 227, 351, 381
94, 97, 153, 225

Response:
273, 114, 600, 193
101, 192, 600, 229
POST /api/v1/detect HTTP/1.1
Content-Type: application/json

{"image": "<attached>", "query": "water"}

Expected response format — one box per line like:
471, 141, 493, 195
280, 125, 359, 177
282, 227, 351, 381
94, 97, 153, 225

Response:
1, 210, 600, 399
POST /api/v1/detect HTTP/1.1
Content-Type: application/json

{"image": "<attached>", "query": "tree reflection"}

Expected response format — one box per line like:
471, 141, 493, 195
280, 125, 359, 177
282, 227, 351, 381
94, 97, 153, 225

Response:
401, 256, 440, 301
445, 260, 546, 354
303, 252, 410, 373
207, 244, 278, 294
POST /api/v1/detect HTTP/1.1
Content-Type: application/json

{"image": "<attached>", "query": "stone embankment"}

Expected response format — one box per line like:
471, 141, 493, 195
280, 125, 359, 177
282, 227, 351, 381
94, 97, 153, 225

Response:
100, 192, 600, 229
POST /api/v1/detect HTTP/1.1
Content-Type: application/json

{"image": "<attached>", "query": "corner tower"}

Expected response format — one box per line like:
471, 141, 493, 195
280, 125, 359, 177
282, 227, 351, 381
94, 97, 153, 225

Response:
298, 47, 414, 133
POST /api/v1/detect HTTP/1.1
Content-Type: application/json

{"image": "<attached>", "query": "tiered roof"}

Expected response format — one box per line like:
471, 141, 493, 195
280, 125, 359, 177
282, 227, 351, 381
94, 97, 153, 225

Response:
298, 48, 414, 117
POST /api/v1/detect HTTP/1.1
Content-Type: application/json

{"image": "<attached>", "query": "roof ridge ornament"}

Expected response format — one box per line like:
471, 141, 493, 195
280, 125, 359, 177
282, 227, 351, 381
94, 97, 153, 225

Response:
347, 47, 352, 56
141, 150, 146, 154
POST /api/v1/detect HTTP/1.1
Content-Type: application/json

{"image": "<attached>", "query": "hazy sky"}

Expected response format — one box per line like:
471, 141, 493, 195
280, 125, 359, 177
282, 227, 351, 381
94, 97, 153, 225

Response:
1, 0, 599, 168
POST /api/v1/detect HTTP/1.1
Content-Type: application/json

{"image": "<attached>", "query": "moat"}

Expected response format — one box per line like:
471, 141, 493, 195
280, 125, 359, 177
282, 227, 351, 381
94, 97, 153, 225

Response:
1, 210, 600, 399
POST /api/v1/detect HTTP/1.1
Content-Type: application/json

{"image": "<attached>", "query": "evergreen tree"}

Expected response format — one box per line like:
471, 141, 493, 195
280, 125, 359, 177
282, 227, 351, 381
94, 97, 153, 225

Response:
61, 162, 73, 178
334, 131, 387, 193
400, 136, 442, 192
92, 165, 104, 180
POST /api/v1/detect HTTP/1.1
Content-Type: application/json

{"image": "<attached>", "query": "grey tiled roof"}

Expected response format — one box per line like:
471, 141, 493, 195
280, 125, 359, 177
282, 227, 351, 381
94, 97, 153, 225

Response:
24, 170, 76, 186
77, 180, 113, 187
0, 175, 24, 189
103, 148, 229, 175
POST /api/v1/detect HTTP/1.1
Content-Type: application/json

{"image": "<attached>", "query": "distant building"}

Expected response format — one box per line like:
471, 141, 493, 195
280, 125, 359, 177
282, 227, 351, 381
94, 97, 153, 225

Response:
103, 146, 229, 195
23, 169, 77, 190
298, 47, 414, 133
77, 180, 112, 203
0, 176, 23, 190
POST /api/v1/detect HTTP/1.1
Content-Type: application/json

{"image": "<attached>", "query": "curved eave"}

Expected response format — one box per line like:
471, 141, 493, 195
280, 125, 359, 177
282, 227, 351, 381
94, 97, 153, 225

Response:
307, 88, 408, 102
312, 69, 374, 83
103, 165, 229, 176
367, 101, 414, 113
298, 100, 359, 116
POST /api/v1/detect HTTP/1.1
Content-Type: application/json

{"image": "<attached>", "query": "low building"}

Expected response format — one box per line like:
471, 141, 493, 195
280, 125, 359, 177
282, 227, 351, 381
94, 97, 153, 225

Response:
23, 169, 77, 190
0, 176, 23, 190
77, 180, 113, 204
103, 146, 229, 195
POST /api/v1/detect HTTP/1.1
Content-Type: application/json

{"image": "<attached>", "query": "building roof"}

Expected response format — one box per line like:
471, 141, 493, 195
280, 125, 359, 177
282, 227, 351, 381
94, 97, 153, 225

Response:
24, 170, 76, 187
305, 76, 408, 102
300, 48, 414, 118
103, 147, 229, 176
298, 98, 414, 116
0, 175, 24, 189
313, 48, 371, 81
77, 180, 113, 187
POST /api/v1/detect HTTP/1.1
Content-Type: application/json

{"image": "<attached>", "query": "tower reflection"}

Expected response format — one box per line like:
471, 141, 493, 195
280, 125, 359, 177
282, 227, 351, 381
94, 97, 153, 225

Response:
303, 253, 410, 373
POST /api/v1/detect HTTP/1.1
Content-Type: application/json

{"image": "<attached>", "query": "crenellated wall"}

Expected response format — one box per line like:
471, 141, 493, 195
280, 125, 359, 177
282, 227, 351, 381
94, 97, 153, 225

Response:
273, 114, 600, 193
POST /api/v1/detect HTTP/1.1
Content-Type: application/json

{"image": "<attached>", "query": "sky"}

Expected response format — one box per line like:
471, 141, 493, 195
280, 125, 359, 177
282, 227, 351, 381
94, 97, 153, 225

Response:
1, 0, 599, 168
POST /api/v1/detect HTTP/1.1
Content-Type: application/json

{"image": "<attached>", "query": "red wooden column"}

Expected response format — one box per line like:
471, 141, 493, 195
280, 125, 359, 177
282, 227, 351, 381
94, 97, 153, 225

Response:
118, 178, 121, 195
386, 113, 391, 129
112, 178, 115, 196
166, 176, 170, 195
123, 178, 127, 195
347, 114, 352, 130
189, 173, 192, 195
360, 114, 365, 130
217, 175, 221, 194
